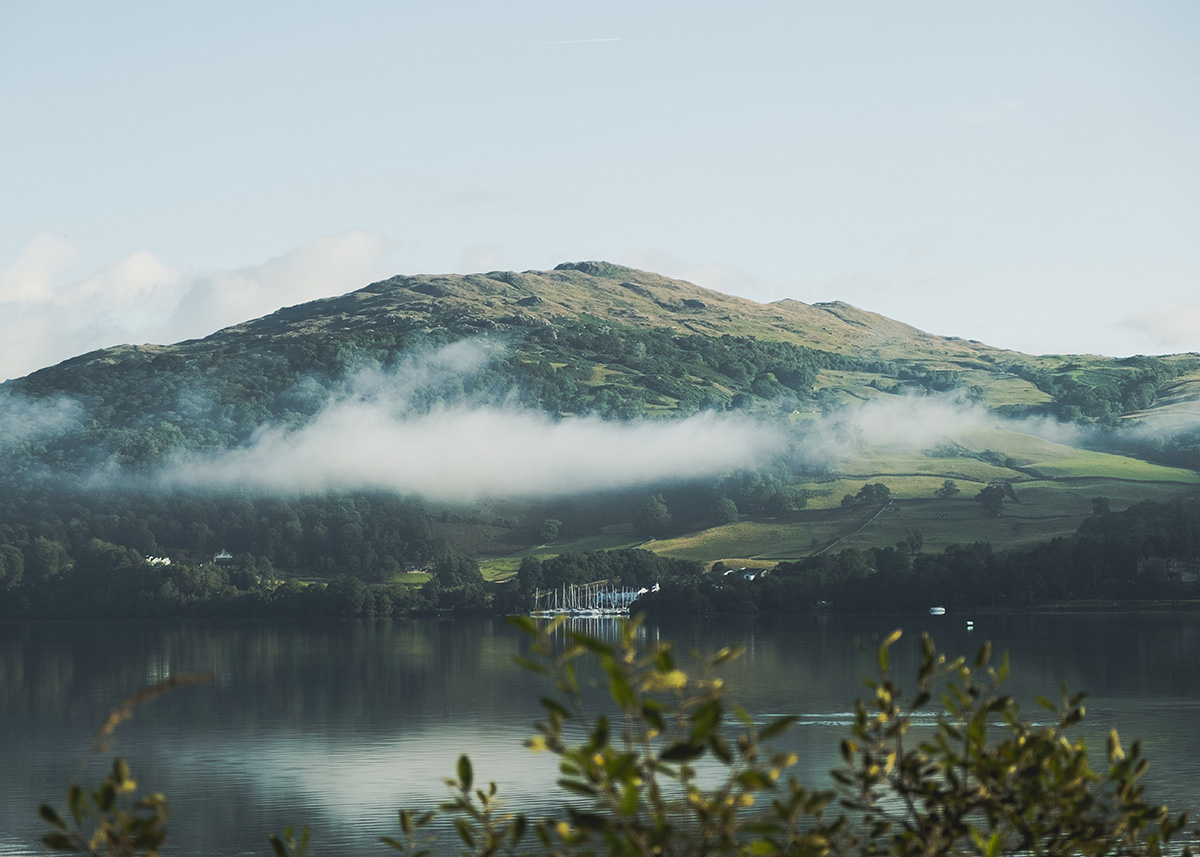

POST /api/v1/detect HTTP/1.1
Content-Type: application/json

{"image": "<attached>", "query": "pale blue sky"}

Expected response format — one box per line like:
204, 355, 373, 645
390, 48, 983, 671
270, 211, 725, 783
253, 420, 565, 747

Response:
1, 1, 1197, 379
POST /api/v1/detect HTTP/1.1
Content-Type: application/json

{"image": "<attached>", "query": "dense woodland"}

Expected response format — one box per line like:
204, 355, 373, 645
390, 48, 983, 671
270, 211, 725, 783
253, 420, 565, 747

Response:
1, 484, 1197, 619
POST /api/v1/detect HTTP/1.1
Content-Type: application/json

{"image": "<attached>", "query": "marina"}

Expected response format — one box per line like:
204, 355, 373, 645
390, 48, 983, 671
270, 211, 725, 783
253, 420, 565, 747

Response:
529, 581, 652, 616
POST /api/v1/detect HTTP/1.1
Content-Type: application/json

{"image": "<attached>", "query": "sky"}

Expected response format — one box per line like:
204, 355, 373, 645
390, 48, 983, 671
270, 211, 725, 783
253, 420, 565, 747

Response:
2, 1, 1198, 381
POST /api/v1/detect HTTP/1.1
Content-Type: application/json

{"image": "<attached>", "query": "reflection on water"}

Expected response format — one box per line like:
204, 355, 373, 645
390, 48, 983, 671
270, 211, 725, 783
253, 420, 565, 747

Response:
2, 613, 1199, 856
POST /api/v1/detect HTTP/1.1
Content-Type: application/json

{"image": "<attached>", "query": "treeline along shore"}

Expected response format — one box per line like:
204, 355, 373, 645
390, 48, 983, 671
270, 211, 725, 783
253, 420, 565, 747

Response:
2, 488, 1197, 619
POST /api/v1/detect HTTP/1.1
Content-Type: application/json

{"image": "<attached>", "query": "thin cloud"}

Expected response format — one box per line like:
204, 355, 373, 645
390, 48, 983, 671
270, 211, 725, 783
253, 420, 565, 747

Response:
953, 100, 1024, 126
0, 231, 79, 304
0, 230, 391, 381
440, 189, 507, 209
143, 340, 781, 502
1122, 301, 1200, 353
0, 391, 82, 452
516, 37, 622, 47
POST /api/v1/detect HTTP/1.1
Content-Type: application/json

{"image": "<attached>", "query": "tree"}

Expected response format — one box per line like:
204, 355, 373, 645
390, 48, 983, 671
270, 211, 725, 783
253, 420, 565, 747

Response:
934, 479, 961, 499
899, 527, 924, 555
0, 543, 24, 590
537, 519, 562, 543
635, 494, 672, 539
430, 554, 484, 589
26, 536, 72, 582
976, 483, 1008, 517
711, 497, 740, 525
844, 483, 892, 507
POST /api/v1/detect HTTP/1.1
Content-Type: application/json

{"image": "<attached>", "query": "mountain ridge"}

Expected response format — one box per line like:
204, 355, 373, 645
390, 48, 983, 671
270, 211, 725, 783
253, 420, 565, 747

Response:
5, 261, 1200, 444
12, 262, 1067, 385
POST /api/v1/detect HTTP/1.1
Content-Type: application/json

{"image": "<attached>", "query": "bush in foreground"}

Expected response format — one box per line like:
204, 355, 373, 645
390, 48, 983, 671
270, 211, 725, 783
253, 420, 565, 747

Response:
41, 619, 1194, 857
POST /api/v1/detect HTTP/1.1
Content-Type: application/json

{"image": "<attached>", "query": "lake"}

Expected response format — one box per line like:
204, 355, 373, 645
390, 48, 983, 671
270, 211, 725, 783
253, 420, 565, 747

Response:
2, 612, 1199, 856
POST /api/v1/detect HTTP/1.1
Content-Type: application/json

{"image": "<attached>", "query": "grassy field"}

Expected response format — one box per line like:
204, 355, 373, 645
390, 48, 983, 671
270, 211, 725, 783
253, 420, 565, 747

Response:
644, 472, 1200, 566
1021, 448, 1200, 482
470, 416, 1200, 571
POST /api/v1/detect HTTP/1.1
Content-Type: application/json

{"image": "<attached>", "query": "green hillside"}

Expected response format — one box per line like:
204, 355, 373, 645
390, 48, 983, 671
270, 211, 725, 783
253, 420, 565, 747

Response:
0, 261, 1198, 611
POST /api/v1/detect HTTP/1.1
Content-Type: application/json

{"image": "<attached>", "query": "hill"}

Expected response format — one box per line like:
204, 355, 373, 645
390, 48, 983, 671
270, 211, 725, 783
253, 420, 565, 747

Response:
0, 261, 1198, 607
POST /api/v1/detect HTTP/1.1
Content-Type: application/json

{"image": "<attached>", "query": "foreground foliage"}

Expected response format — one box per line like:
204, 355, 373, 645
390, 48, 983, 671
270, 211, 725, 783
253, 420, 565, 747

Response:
41, 620, 1193, 857
380, 618, 1192, 857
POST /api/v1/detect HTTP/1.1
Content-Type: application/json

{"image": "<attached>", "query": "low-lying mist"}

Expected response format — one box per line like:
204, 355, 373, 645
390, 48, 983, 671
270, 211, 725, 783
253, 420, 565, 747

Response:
162, 403, 785, 502
3, 337, 1198, 504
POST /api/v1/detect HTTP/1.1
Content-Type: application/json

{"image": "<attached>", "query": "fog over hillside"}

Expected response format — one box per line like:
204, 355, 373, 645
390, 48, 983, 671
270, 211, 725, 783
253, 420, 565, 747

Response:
1, 269, 1198, 507
11, 340, 1174, 503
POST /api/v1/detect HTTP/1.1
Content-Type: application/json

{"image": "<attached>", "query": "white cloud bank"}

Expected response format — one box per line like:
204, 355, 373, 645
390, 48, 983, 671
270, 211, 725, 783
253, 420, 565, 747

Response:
149, 340, 786, 502
163, 405, 783, 503
0, 230, 391, 382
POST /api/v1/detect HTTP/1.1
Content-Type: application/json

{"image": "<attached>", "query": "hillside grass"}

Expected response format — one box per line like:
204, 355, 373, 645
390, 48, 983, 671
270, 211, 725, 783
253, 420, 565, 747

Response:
1023, 449, 1200, 482
476, 430, 1200, 570
642, 474, 1200, 566
638, 427, 1200, 565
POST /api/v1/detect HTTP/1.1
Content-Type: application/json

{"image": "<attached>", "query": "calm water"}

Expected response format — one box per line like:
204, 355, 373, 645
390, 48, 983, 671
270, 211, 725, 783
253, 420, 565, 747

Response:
2, 612, 1199, 856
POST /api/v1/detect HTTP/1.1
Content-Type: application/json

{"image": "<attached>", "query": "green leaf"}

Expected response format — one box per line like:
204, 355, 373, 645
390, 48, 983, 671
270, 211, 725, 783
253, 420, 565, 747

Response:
568, 808, 610, 830
566, 631, 612, 655
661, 742, 705, 761
506, 615, 537, 636
709, 733, 733, 764
42, 833, 76, 850
512, 656, 550, 675
457, 755, 474, 792
974, 640, 992, 669
737, 770, 773, 790
690, 699, 722, 742
710, 645, 745, 667
732, 702, 754, 727
759, 715, 799, 741
591, 715, 610, 750
454, 818, 475, 846
609, 673, 636, 709
1108, 728, 1125, 762
642, 699, 667, 732
557, 779, 599, 797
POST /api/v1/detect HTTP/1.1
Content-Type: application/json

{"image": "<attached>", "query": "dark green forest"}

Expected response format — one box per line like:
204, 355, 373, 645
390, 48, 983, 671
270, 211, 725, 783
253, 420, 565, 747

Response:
2, 485, 1197, 619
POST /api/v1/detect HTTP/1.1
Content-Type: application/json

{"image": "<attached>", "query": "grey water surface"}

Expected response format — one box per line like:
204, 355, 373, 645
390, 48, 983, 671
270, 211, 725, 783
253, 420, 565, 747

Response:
2, 612, 1198, 856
